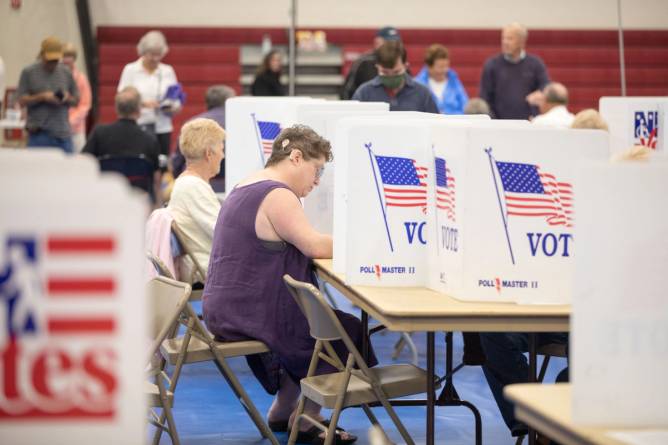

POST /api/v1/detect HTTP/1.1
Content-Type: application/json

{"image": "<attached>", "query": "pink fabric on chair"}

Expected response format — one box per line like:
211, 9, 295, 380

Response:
145, 208, 178, 280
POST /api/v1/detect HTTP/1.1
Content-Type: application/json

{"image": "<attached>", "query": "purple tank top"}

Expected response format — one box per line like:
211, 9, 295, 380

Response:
202, 181, 316, 365
202, 179, 376, 383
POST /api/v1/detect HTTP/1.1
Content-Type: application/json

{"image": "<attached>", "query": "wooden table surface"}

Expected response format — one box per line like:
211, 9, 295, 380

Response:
314, 259, 570, 332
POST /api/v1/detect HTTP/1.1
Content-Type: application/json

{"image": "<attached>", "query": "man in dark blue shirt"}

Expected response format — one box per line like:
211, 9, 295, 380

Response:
479, 23, 549, 120
352, 41, 438, 114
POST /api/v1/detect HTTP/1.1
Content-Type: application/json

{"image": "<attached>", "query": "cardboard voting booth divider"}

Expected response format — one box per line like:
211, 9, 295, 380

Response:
343, 119, 434, 286
0, 151, 147, 443
599, 96, 668, 154
224, 96, 319, 191
572, 159, 668, 427
0, 150, 99, 181
297, 102, 390, 234
332, 113, 490, 275
427, 126, 608, 304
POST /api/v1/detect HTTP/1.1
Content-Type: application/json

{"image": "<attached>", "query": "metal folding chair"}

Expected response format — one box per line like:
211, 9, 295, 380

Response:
283, 274, 434, 445
146, 254, 279, 445
146, 276, 193, 445
171, 221, 206, 299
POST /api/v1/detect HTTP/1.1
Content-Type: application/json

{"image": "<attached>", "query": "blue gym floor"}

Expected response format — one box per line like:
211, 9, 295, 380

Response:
153, 289, 567, 444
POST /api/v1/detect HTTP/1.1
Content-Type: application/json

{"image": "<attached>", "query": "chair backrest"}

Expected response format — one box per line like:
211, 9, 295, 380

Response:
283, 274, 345, 341
284, 274, 376, 375
99, 155, 154, 196
171, 221, 208, 282
146, 250, 175, 279
146, 276, 192, 357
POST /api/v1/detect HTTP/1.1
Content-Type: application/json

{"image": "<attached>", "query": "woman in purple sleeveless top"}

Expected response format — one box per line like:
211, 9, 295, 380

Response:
203, 125, 375, 444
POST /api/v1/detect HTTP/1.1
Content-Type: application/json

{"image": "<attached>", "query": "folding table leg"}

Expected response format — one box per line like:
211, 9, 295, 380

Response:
426, 332, 435, 445
528, 333, 537, 445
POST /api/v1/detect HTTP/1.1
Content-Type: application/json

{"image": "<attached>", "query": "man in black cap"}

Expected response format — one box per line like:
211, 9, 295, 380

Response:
340, 26, 400, 100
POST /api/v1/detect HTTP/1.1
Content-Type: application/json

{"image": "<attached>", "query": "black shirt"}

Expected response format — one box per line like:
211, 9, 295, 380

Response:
251, 71, 285, 96
82, 118, 160, 170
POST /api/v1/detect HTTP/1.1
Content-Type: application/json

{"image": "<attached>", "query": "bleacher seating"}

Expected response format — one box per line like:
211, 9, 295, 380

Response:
96, 26, 668, 151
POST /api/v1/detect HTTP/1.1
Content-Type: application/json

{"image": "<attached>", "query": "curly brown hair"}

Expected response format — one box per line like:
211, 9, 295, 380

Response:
265, 124, 333, 167
424, 44, 449, 67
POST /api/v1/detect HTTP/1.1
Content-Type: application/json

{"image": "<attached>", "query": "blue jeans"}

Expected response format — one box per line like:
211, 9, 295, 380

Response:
480, 332, 569, 435
27, 131, 73, 154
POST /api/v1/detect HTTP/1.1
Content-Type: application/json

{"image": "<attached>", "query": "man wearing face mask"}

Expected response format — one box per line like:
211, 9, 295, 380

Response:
352, 40, 438, 113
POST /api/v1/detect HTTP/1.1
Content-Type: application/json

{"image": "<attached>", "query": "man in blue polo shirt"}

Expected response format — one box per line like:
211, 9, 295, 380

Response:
352, 41, 438, 113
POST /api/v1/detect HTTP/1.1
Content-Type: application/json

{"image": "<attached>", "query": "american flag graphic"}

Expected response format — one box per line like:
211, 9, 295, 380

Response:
0, 234, 118, 418
435, 157, 456, 221
256, 120, 281, 158
634, 111, 658, 149
2, 235, 117, 339
375, 155, 428, 213
495, 161, 573, 227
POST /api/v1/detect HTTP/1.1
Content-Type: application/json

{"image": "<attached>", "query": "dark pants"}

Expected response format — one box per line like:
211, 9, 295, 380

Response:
27, 131, 73, 154
156, 132, 171, 157
480, 332, 569, 435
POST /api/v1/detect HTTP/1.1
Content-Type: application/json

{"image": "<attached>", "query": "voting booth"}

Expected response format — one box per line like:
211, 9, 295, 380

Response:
0, 151, 147, 443
224, 96, 318, 191
334, 113, 491, 286
599, 96, 668, 154
333, 111, 489, 274
428, 126, 608, 304
297, 102, 389, 234
572, 158, 668, 427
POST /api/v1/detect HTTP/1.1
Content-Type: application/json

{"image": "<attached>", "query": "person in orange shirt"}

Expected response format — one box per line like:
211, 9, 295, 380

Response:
62, 43, 91, 152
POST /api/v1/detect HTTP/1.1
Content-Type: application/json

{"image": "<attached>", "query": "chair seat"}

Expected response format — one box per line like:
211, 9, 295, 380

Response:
145, 381, 174, 407
300, 364, 431, 409
161, 336, 270, 365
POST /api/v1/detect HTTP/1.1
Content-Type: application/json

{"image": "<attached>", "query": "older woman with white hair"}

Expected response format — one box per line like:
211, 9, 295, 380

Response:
118, 30, 181, 158
167, 118, 224, 282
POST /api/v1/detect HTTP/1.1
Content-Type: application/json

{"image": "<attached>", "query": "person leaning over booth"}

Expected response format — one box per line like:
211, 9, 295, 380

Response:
414, 44, 469, 114
17, 36, 79, 153
353, 40, 438, 113
203, 125, 376, 445
117, 30, 182, 158
167, 118, 224, 283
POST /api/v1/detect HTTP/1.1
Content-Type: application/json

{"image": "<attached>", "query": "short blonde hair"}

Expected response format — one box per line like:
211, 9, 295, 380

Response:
571, 109, 609, 131
611, 145, 653, 162
137, 30, 169, 57
179, 118, 225, 162
504, 22, 528, 41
